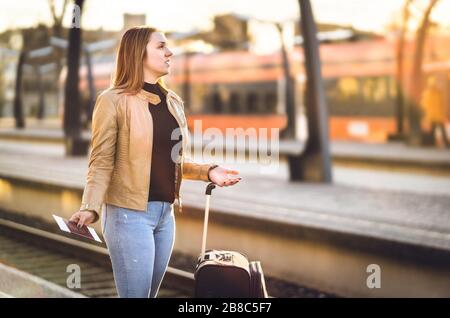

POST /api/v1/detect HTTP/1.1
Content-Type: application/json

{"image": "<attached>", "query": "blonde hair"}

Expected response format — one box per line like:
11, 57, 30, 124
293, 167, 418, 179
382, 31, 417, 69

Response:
112, 26, 166, 94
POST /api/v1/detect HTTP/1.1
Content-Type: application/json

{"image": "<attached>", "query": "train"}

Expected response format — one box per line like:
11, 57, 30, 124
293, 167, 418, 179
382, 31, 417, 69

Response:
73, 35, 450, 143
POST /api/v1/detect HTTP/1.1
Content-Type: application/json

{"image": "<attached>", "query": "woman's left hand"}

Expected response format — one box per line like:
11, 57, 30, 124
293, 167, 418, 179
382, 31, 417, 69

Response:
208, 166, 241, 187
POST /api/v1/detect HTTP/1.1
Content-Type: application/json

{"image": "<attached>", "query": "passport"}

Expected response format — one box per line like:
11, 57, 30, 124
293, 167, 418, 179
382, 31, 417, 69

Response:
52, 214, 102, 243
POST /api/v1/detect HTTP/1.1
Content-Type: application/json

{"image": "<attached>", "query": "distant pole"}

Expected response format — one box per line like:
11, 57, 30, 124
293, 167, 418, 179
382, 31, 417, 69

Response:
395, 29, 406, 138
182, 51, 192, 111
35, 65, 45, 119
64, 1, 82, 137
289, 0, 332, 182
251, 17, 296, 136
391, 0, 413, 141
13, 51, 25, 129
407, 0, 440, 146
64, 0, 88, 156
84, 47, 95, 123
276, 22, 296, 139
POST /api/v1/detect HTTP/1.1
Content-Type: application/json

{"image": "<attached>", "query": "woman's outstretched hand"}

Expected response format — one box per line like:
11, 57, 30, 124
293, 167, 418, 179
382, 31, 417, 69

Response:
208, 166, 241, 187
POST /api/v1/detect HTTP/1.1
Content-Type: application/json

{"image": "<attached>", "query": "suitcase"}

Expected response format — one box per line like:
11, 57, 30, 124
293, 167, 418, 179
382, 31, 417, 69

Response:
194, 183, 269, 298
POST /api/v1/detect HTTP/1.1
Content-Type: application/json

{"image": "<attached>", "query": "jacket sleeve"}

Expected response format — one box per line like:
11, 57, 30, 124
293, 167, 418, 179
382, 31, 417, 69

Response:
79, 92, 117, 223
182, 156, 215, 182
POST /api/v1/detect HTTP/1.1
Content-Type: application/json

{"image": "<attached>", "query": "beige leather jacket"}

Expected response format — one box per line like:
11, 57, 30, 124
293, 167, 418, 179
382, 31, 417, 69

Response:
79, 85, 214, 223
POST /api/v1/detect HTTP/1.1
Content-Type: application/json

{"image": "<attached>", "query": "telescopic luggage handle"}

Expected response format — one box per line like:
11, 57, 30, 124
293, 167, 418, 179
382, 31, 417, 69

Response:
205, 182, 216, 195
201, 182, 216, 259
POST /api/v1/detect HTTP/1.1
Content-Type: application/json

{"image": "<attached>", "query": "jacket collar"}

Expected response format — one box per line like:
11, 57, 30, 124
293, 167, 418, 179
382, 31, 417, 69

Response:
136, 89, 162, 105
135, 84, 188, 134
135, 83, 182, 106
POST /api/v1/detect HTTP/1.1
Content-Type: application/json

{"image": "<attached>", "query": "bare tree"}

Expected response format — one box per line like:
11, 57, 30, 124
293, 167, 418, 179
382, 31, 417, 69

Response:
48, 0, 69, 38
393, 0, 414, 139
48, 0, 69, 95
408, 0, 440, 145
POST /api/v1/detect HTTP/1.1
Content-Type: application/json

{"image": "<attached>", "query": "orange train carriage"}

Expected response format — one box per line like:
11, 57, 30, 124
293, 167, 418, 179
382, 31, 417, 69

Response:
75, 37, 450, 143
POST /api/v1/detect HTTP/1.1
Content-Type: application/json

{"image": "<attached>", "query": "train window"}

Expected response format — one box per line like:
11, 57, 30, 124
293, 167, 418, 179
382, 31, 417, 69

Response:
212, 92, 223, 114
361, 77, 388, 103
387, 76, 396, 99
326, 76, 395, 117
203, 94, 212, 113
265, 92, 277, 114
375, 77, 387, 102
190, 84, 207, 114
229, 92, 242, 114
337, 77, 359, 98
246, 92, 259, 114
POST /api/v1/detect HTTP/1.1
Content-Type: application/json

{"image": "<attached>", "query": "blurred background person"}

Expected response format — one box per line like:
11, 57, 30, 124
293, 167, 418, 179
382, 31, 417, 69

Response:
420, 76, 449, 148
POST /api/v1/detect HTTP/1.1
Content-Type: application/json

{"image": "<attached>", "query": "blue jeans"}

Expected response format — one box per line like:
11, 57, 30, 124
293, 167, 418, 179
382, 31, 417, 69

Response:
102, 201, 175, 298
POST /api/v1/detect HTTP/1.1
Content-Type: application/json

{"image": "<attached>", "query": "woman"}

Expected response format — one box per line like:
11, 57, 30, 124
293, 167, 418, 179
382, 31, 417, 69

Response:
69, 26, 241, 298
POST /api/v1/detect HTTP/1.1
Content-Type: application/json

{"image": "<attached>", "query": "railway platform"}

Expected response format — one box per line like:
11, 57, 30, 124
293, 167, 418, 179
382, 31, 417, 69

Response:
0, 132, 449, 297
0, 124, 449, 172
0, 262, 85, 298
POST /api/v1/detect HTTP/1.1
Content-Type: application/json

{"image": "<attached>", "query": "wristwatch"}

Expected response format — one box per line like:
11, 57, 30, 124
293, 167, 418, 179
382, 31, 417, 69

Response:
207, 164, 219, 182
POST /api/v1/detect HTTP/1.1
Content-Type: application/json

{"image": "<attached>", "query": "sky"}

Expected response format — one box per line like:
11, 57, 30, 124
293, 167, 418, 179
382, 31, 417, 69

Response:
1, 0, 450, 52
2, 0, 450, 32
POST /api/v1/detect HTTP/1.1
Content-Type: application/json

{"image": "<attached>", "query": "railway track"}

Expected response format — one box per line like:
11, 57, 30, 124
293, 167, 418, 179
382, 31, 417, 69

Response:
0, 219, 193, 298
0, 217, 336, 298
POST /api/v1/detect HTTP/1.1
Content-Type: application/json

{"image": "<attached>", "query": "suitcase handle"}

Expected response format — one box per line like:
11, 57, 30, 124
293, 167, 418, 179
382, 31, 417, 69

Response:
201, 182, 216, 260
205, 182, 216, 195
